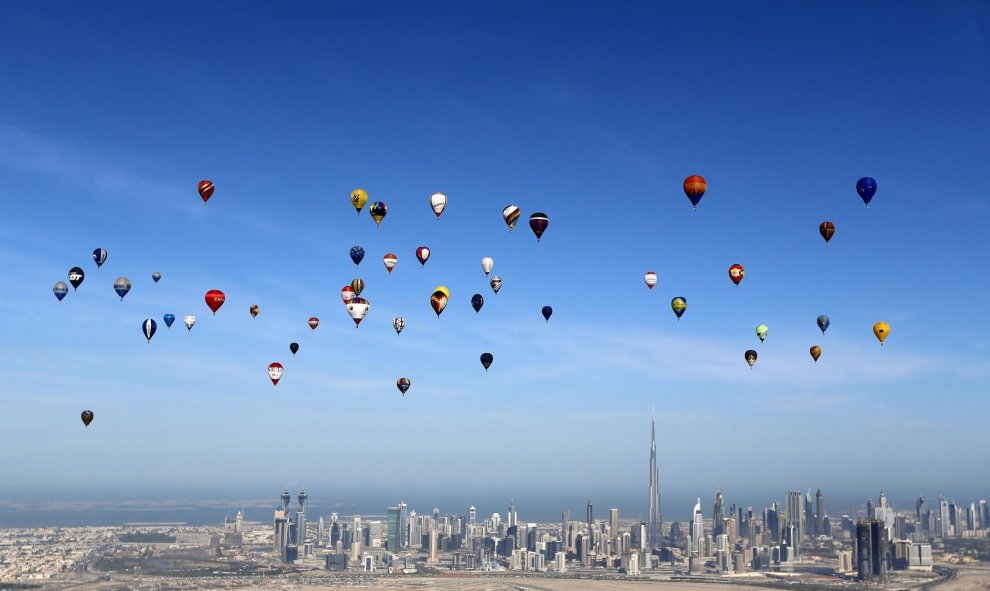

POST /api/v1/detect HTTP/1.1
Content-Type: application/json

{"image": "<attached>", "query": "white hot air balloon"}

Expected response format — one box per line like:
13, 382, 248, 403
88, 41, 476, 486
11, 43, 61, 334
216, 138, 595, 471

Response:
393, 316, 405, 335
481, 256, 494, 276
183, 314, 196, 331
645, 271, 658, 290
429, 192, 447, 219
347, 297, 370, 327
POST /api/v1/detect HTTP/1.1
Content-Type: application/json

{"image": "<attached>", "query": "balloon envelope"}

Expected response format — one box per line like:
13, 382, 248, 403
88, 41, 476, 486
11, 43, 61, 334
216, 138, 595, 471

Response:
645, 271, 657, 290
542, 306, 553, 322
184, 314, 196, 330
198, 180, 214, 203
873, 321, 890, 345
529, 212, 549, 241
671, 297, 687, 319
502, 205, 520, 231
347, 297, 370, 326
820, 221, 835, 244
268, 362, 284, 386
152, 271, 161, 283
397, 377, 411, 395
430, 289, 449, 318
471, 293, 484, 313
369, 201, 387, 226
350, 278, 364, 296
745, 349, 758, 368
205, 289, 225, 314
416, 246, 431, 266
817, 315, 830, 334
68, 267, 85, 291
480, 352, 493, 371
81, 410, 94, 427
430, 192, 447, 218
290, 342, 299, 355
163, 313, 175, 328
114, 277, 131, 300
142, 318, 157, 343
383, 253, 397, 274
728, 264, 744, 286
250, 304, 260, 318
856, 177, 877, 207
350, 246, 365, 266
340, 285, 355, 304
350, 189, 368, 214
810, 345, 822, 363
393, 317, 405, 335
308, 317, 319, 330
53, 282, 68, 301
683, 175, 707, 209
481, 257, 494, 276
756, 324, 769, 342
490, 276, 502, 294
92, 248, 107, 268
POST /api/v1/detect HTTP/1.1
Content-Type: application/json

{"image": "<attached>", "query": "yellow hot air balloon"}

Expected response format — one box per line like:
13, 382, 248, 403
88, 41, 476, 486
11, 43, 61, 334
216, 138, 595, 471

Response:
350, 188, 368, 215
434, 285, 450, 299
873, 322, 890, 346
810, 345, 822, 363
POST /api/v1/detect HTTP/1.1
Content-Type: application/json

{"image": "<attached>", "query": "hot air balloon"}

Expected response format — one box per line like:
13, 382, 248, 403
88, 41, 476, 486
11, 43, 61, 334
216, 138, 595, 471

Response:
645, 271, 657, 290
205, 289, 225, 315
416, 246, 431, 266
810, 345, 822, 363
350, 188, 368, 214
92, 248, 107, 269
728, 264, 745, 286
250, 304, 260, 318
820, 221, 835, 244
856, 177, 877, 207
480, 352, 493, 371
152, 271, 161, 283
142, 318, 157, 343
347, 297, 369, 327
268, 362, 284, 386
471, 294, 484, 313
873, 321, 890, 345
163, 313, 175, 329
430, 192, 447, 219
350, 246, 365, 266
350, 278, 364, 296
308, 317, 320, 330
397, 377, 411, 395
529, 212, 549, 241
114, 277, 131, 301
290, 342, 299, 355
756, 324, 769, 343
542, 306, 553, 322
430, 288, 449, 318
817, 315, 830, 335
481, 256, 494, 276
383, 253, 397, 274
393, 317, 405, 335
502, 205, 520, 232
184, 314, 196, 331
671, 297, 687, 320
53, 282, 68, 302
68, 267, 85, 291
369, 201, 387, 227
490, 276, 502, 294
683, 175, 707, 210
198, 180, 214, 203
745, 349, 758, 369
340, 285, 355, 304
80, 410, 94, 427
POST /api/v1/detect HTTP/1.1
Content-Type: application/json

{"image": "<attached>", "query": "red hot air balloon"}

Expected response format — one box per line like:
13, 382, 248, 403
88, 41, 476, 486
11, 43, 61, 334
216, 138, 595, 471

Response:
198, 180, 215, 204
205, 289, 225, 315
340, 285, 355, 304
728, 264, 745, 286
267, 362, 283, 386
416, 246, 431, 266
683, 175, 706, 210
308, 317, 320, 330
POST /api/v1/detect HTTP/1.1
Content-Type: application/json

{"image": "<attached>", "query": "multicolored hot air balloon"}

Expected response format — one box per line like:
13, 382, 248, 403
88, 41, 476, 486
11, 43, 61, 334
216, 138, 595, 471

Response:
393, 317, 405, 335
163, 313, 175, 329
397, 377, 411, 396
480, 352, 493, 371
152, 271, 161, 283
184, 314, 196, 331
671, 297, 687, 321
873, 321, 890, 345
68, 267, 85, 291
856, 177, 877, 207
430, 192, 447, 219
756, 324, 769, 343
490, 276, 502, 294
728, 264, 745, 286
745, 349, 758, 369
350, 189, 368, 214
268, 362, 283, 386
645, 271, 657, 290
198, 180, 214, 204
502, 205, 520, 232
383, 253, 397, 274
430, 287, 449, 318
810, 345, 822, 363
92, 248, 107, 269
350, 278, 364, 296
471, 294, 484, 313
308, 317, 319, 330
683, 175, 706, 210
114, 277, 131, 301
53, 282, 68, 302
416, 246, 431, 266
142, 318, 157, 343
347, 297, 369, 327
481, 257, 494, 276
369, 201, 388, 227
542, 306, 553, 323
250, 304, 260, 318
81, 410, 94, 427
290, 342, 299, 355
817, 315, 830, 335
820, 221, 835, 244
205, 289, 225, 315
350, 246, 365, 266
529, 212, 549, 241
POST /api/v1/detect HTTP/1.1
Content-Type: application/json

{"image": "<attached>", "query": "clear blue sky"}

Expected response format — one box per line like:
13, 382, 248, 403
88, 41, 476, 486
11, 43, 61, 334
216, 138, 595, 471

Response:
2, 1, 988, 517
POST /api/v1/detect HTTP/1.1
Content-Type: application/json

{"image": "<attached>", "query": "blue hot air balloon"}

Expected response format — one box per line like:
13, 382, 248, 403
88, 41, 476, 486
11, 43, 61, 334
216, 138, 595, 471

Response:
152, 271, 161, 283
114, 277, 131, 301
542, 306, 553, 323
856, 177, 877, 207
817, 314, 830, 335
92, 248, 107, 269
350, 246, 365, 267
163, 313, 176, 329
142, 318, 157, 343
53, 282, 68, 302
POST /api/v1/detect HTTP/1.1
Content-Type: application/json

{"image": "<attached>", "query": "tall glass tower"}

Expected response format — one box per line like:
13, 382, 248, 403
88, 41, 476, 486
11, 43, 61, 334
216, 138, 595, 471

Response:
648, 411, 662, 548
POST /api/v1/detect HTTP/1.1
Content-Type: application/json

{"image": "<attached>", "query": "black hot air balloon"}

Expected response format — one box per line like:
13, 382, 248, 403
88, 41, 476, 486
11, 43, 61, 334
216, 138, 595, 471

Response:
80, 410, 94, 427
68, 267, 85, 291
542, 306, 553, 322
290, 342, 299, 355
529, 212, 549, 241
471, 294, 484, 313
480, 353, 493, 371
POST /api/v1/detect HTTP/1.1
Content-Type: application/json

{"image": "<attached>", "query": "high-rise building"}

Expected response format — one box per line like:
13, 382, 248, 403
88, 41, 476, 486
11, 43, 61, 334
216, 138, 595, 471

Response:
712, 489, 724, 538
855, 520, 887, 581
691, 499, 704, 556
351, 515, 362, 560
508, 500, 518, 528
273, 503, 289, 559
938, 496, 950, 537
398, 502, 407, 548
387, 506, 401, 553
804, 490, 815, 540
609, 508, 620, 544
561, 510, 569, 548
296, 490, 308, 547
648, 411, 662, 548
281, 489, 291, 511
815, 489, 827, 538
785, 491, 805, 541
468, 506, 477, 527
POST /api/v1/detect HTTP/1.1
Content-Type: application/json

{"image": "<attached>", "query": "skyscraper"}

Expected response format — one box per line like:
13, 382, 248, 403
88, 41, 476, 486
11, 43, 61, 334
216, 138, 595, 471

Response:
691, 499, 704, 556
273, 503, 289, 559
398, 502, 407, 548
815, 489, 827, 538
712, 489, 724, 538
387, 506, 401, 553
785, 491, 805, 541
648, 412, 662, 548
561, 510, 569, 548
609, 508, 620, 544
508, 500, 517, 528
296, 489, 308, 547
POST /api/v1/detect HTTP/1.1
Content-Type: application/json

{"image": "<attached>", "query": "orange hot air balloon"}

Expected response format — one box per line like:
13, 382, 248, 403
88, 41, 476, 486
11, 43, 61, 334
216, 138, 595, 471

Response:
250, 304, 260, 318
205, 289, 225, 315
198, 180, 214, 203
873, 322, 890, 346
683, 175, 706, 210
728, 264, 745, 286
308, 317, 320, 330
810, 345, 822, 363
